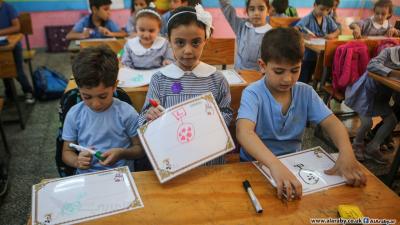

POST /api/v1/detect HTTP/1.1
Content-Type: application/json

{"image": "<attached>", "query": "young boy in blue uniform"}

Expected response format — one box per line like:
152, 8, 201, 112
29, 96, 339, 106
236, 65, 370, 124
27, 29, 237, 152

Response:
236, 27, 366, 201
66, 0, 127, 40
0, 0, 35, 103
62, 46, 144, 174
295, 0, 340, 83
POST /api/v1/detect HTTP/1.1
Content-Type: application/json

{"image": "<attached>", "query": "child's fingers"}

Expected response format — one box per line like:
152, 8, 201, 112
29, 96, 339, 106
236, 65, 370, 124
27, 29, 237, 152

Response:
276, 181, 284, 199
292, 179, 302, 199
283, 180, 293, 201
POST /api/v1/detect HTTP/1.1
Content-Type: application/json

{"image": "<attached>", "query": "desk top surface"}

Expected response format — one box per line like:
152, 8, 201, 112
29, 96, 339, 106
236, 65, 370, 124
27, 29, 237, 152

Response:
0, 33, 23, 51
368, 71, 400, 92
33, 162, 398, 225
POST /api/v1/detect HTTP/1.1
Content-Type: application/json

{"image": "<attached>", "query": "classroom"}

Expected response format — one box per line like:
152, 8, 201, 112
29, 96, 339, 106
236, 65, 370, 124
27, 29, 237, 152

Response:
0, 0, 400, 224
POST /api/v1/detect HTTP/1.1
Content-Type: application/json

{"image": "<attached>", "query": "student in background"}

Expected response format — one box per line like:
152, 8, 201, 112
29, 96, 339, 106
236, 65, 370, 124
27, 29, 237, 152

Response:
284, 1, 298, 17
345, 46, 400, 164
295, 0, 339, 83
62, 46, 144, 174
0, 0, 35, 103
66, 0, 127, 40
269, 0, 289, 18
138, 6, 233, 165
121, 7, 174, 69
236, 27, 366, 201
160, 0, 189, 36
349, 0, 399, 39
219, 0, 272, 71
126, 0, 153, 37
329, 0, 341, 31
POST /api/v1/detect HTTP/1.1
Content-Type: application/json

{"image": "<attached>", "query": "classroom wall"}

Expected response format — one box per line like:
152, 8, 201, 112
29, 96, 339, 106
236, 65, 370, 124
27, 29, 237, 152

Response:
5, 0, 400, 48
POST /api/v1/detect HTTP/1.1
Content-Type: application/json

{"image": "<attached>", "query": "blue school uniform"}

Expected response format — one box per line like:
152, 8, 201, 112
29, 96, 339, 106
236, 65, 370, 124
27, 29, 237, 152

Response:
72, 14, 121, 38
62, 98, 139, 174
121, 36, 174, 69
160, 11, 172, 36
345, 46, 400, 117
125, 13, 136, 34
237, 78, 332, 160
220, 0, 272, 71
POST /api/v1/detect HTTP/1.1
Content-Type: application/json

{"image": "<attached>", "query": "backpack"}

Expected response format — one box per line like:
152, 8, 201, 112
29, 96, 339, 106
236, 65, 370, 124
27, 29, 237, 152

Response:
332, 41, 370, 94
33, 66, 68, 100
373, 39, 399, 57
55, 87, 133, 177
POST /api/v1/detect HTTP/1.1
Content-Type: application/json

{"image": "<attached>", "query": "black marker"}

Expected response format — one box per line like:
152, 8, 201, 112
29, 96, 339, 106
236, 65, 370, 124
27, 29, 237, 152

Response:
243, 180, 263, 213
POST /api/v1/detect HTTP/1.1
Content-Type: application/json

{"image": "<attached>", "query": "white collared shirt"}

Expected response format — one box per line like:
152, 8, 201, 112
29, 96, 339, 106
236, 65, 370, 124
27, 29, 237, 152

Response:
128, 36, 167, 55
160, 62, 217, 79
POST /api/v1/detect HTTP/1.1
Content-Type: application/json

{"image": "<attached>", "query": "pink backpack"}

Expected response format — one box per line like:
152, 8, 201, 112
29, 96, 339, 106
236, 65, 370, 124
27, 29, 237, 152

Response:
332, 41, 370, 93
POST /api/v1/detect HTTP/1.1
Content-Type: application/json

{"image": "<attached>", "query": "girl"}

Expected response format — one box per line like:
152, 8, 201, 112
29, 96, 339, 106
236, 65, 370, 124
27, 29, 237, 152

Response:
138, 5, 233, 164
350, 0, 399, 39
122, 7, 174, 69
219, 0, 272, 71
345, 46, 400, 164
126, 0, 153, 36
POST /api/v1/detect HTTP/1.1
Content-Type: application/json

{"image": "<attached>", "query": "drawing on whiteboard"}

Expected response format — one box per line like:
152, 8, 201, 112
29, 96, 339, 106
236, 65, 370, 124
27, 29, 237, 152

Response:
294, 163, 320, 185
177, 123, 195, 143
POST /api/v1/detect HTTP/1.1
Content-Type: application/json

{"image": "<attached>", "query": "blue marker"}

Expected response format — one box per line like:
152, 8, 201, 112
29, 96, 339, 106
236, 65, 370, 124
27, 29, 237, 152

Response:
69, 143, 105, 161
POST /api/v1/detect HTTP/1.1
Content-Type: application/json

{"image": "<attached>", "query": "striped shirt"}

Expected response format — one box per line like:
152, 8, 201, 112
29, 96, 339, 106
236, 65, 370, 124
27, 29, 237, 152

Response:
138, 63, 233, 165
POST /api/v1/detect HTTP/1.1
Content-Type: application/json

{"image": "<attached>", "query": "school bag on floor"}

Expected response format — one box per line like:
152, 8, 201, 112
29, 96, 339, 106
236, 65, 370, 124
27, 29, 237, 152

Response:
55, 87, 133, 177
33, 66, 68, 100
332, 41, 370, 94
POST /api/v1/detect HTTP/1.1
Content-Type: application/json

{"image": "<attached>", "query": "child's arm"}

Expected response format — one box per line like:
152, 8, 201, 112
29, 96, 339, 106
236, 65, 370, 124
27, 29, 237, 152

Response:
219, 0, 246, 35
319, 115, 367, 187
98, 26, 128, 38
66, 29, 91, 40
62, 140, 93, 170
367, 47, 395, 76
99, 136, 144, 166
349, 22, 362, 39
121, 44, 135, 68
236, 119, 302, 200
218, 77, 233, 126
0, 18, 20, 36
386, 27, 400, 37
325, 29, 340, 40
138, 75, 163, 125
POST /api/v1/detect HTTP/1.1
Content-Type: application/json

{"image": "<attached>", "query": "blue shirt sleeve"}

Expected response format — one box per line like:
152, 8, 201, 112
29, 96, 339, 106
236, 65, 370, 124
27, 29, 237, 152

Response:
326, 16, 338, 33
306, 86, 333, 125
106, 20, 120, 32
73, 17, 86, 32
295, 16, 308, 29
123, 105, 140, 137
62, 109, 78, 142
7, 3, 18, 20
237, 86, 260, 123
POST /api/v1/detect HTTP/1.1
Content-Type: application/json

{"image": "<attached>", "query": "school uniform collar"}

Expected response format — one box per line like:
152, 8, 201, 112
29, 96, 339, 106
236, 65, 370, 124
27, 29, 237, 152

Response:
390, 47, 400, 66
371, 17, 389, 29
88, 14, 105, 29
245, 22, 272, 34
128, 36, 166, 55
160, 62, 216, 79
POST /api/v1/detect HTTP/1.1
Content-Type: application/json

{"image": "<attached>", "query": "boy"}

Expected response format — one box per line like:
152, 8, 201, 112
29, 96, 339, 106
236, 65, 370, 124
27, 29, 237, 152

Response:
62, 46, 144, 174
269, 0, 289, 17
160, 0, 189, 36
236, 27, 366, 201
295, 0, 340, 83
0, 0, 35, 103
66, 0, 127, 40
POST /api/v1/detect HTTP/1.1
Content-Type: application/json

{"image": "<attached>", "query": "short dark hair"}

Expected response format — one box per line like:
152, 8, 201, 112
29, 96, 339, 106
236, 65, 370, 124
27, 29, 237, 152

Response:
261, 27, 304, 64
72, 45, 118, 88
314, 0, 334, 7
167, 6, 207, 38
89, 0, 112, 9
136, 7, 162, 27
272, 0, 288, 14
188, 0, 201, 6
374, 0, 393, 18
130, 0, 153, 13
246, 0, 269, 12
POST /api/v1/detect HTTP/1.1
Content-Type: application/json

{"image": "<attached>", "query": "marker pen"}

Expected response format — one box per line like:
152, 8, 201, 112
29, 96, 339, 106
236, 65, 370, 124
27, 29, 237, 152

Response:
69, 143, 105, 161
243, 180, 263, 213
149, 98, 165, 112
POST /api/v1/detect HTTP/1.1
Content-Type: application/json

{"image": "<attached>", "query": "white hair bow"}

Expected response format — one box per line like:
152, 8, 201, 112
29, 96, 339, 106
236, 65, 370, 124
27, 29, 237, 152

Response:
194, 4, 213, 38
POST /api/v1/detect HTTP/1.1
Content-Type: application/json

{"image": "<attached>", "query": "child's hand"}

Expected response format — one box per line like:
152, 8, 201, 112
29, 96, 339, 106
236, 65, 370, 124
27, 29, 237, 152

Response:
352, 27, 362, 39
99, 148, 124, 166
81, 28, 92, 39
99, 26, 112, 36
145, 100, 164, 121
77, 151, 92, 170
386, 28, 398, 37
269, 161, 302, 201
325, 155, 367, 187
162, 59, 173, 66
304, 33, 316, 40
324, 34, 336, 40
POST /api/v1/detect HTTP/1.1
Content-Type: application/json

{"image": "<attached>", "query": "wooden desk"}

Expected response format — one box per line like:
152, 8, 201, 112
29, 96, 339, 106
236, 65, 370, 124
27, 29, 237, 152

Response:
66, 70, 263, 113
79, 39, 126, 54
27, 162, 400, 224
368, 71, 400, 187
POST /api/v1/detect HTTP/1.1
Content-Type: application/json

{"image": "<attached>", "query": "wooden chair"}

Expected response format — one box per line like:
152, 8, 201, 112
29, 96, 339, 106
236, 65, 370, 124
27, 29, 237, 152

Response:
201, 38, 235, 69
18, 13, 36, 79
79, 39, 127, 54
269, 17, 300, 28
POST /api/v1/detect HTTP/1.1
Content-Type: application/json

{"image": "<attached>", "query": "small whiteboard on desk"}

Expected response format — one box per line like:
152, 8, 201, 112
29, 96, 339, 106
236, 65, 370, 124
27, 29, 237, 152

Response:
32, 167, 143, 225
221, 69, 246, 85
304, 38, 326, 46
138, 93, 235, 183
253, 147, 346, 195
118, 67, 160, 88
